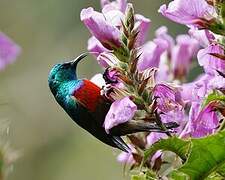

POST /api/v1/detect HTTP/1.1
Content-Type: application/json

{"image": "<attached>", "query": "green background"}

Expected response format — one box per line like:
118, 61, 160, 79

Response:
0, 0, 186, 180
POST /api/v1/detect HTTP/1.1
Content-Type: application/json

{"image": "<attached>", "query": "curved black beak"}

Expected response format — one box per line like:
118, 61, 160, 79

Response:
63, 53, 88, 69
64, 51, 99, 70
71, 53, 88, 68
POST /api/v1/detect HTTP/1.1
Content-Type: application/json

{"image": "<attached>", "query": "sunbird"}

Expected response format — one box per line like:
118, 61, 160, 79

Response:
48, 53, 178, 152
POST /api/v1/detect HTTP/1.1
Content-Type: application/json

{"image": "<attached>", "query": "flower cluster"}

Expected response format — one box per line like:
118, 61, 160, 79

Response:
81, 0, 225, 177
0, 32, 21, 71
0, 32, 20, 179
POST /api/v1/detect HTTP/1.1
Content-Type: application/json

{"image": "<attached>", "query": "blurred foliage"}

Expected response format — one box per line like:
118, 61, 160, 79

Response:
0, 0, 186, 180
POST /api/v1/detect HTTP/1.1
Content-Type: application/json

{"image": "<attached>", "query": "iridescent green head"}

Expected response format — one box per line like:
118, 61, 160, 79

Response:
48, 53, 87, 95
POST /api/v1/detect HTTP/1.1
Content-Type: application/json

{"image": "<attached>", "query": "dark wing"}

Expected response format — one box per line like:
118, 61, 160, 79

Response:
72, 103, 130, 152
71, 79, 130, 152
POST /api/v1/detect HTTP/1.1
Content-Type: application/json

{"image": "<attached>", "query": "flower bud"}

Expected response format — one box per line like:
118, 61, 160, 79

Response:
124, 3, 135, 31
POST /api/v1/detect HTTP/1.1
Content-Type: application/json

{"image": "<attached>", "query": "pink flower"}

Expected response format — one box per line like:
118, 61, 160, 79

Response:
180, 102, 201, 138
155, 26, 174, 53
153, 84, 184, 113
83, 2, 151, 52
171, 35, 199, 79
104, 96, 137, 134
87, 36, 108, 57
117, 144, 135, 165
134, 14, 151, 47
117, 152, 134, 165
156, 55, 171, 82
208, 74, 225, 91
102, 8, 125, 27
97, 52, 118, 68
101, 0, 127, 13
182, 102, 219, 138
137, 38, 168, 71
197, 43, 225, 75
181, 74, 212, 103
103, 67, 125, 89
101, 1, 151, 46
159, 0, 216, 28
0, 32, 21, 70
102, 4, 151, 47
161, 110, 187, 134
147, 132, 167, 147
180, 82, 196, 104
80, 7, 122, 50
189, 28, 215, 47
146, 132, 167, 165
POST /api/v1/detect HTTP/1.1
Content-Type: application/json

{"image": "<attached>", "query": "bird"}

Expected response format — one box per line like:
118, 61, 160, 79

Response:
48, 53, 178, 152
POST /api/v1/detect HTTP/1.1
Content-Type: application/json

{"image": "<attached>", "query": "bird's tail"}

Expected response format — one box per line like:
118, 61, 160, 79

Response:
111, 136, 131, 152
109, 120, 179, 136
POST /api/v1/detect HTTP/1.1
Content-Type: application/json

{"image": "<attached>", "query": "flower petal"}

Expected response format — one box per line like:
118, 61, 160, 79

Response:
101, 0, 127, 13
189, 28, 214, 47
171, 34, 199, 78
87, 36, 108, 57
81, 7, 121, 49
153, 84, 184, 113
97, 52, 118, 68
190, 102, 219, 138
0, 32, 21, 71
155, 26, 174, 52
137, 38, 168, 71
197, 43, 225, 75
134, 14, 151, 46
104, 96, 137, 133
159, 0, 215, 28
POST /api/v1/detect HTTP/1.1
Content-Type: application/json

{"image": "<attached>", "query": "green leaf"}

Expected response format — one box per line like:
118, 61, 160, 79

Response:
169, 170, 189, 180
131, 171, 157, 180
144, 137, 190, 163
217, 163, 225, 176
131, 175, 146, 180
175, 130, 225, 180
202, 91, 225, 108
205, 173, 225, 180
143, 131, 225, 179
